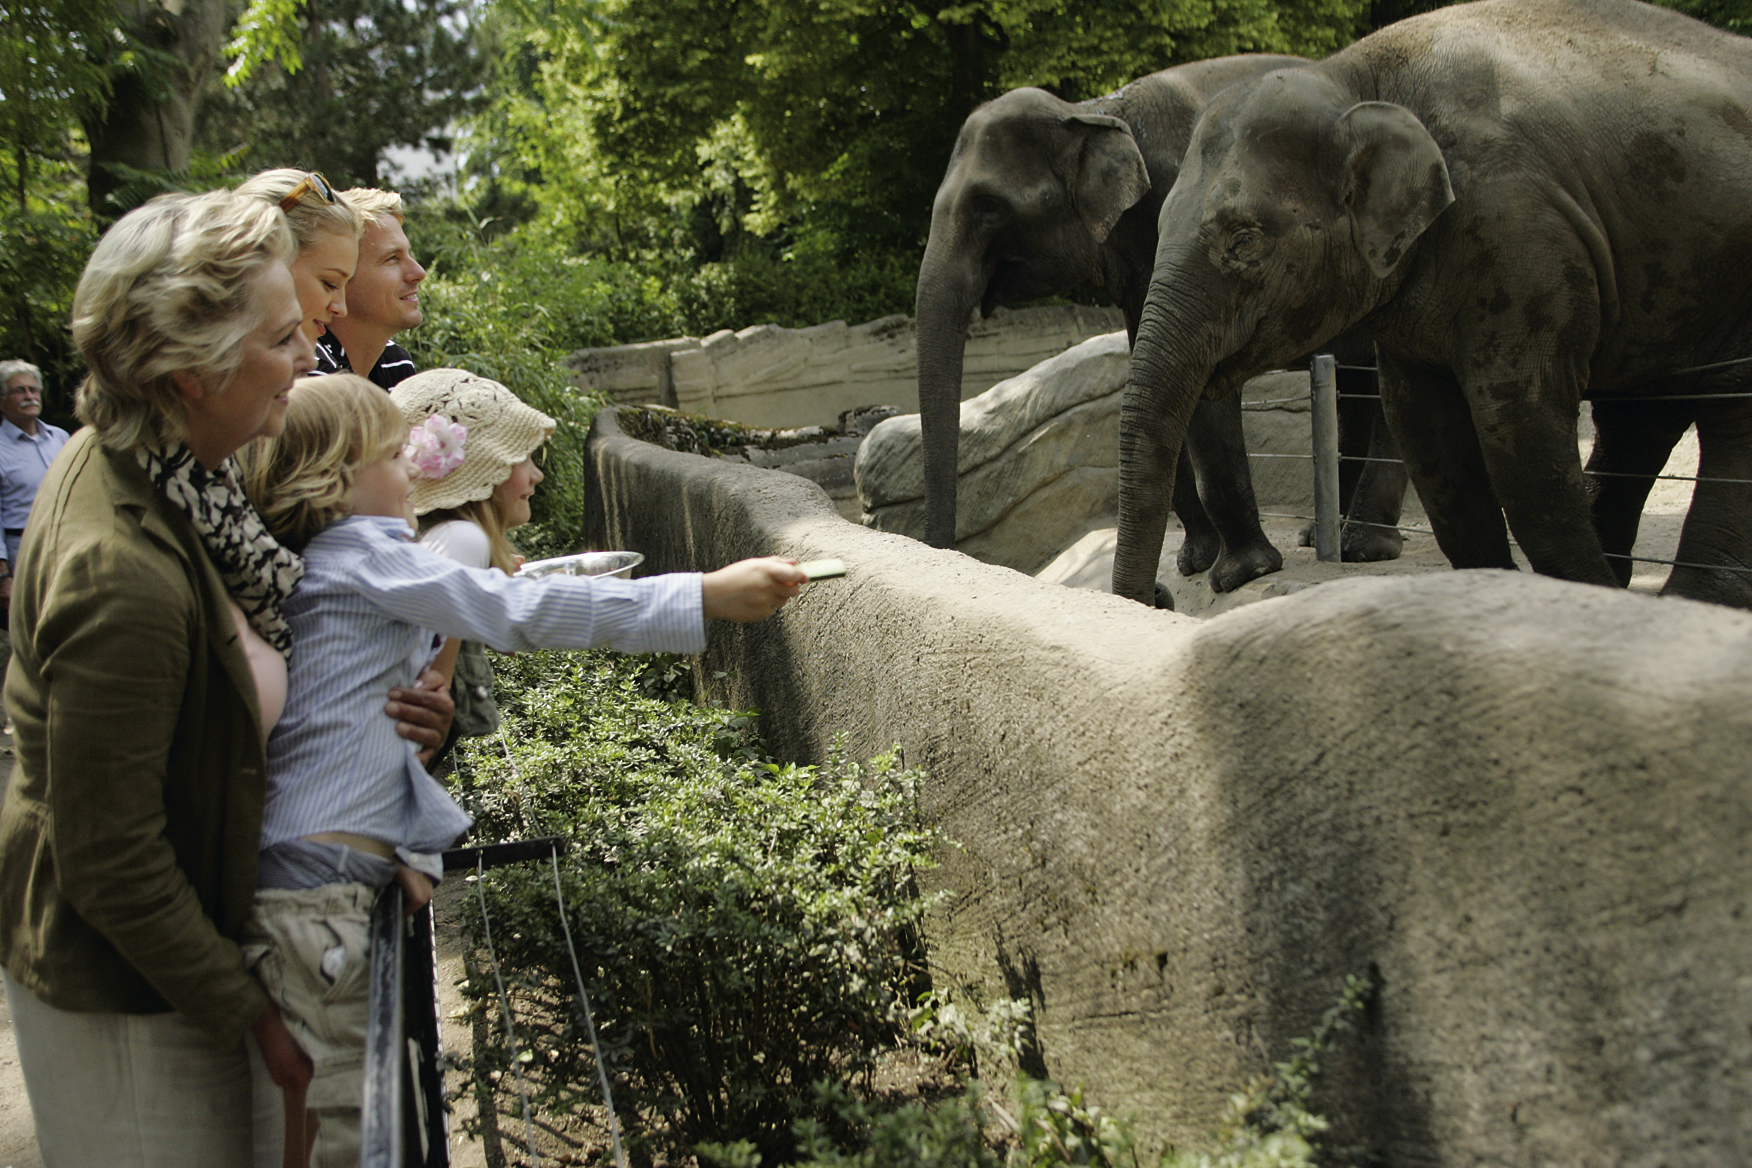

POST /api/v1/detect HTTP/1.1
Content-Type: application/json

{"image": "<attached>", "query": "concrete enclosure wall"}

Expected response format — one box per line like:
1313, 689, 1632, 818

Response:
564, 305, 1124, 429
587, 407, 1752, 1165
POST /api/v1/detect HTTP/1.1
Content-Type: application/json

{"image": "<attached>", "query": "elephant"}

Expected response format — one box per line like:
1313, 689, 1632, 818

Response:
914, 57, 1409, 604
1113, 0, 1752, 609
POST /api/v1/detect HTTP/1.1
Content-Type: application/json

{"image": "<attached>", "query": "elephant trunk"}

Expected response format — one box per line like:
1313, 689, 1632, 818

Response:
1113, 263, 1229, 604
914, 226, 986, 549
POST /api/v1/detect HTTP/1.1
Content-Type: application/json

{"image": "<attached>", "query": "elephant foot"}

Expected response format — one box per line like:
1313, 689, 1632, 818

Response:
1661, 564, 1752, 610
1297, 521, 1404, 562
1153, 581, 1176, 611
1177, 530, 1222, 577
1341, 521, 1404, 563
1209, 540, 1283, 594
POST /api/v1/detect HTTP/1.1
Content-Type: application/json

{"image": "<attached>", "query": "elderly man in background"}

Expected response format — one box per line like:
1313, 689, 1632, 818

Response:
314, 187, 426, 389
0, 361, 70, 614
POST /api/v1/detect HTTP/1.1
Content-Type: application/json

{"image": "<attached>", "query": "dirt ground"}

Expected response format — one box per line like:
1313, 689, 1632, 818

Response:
0, 427, 1706, 1166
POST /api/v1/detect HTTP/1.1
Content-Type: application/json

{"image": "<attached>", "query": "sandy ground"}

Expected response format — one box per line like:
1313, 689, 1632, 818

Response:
0, 427, 1707, 1165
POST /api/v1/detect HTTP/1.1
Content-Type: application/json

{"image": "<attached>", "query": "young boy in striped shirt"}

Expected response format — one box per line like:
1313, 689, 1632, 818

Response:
240, 373, 803, 1165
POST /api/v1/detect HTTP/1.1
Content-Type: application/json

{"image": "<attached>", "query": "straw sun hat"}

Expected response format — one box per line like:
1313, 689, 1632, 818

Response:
390, 368, 556, 515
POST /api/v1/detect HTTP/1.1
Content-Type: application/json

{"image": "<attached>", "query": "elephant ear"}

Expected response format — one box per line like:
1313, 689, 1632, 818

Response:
1338, 101, 1455, 278
1064, 113, 1150, 244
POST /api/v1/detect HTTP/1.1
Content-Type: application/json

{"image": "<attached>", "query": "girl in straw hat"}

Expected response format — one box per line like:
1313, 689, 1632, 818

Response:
390, 367, 571, 748
240, 373, 801, 1163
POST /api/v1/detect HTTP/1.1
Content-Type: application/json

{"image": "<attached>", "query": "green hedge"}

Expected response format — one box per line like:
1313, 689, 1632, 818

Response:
453, 648, 942, 1162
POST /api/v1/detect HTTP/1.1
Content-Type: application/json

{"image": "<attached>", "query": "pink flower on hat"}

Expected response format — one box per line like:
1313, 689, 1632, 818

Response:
404, 415, 469, 480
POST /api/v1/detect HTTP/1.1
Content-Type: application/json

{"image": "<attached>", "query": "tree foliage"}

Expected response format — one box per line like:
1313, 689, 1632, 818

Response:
8, 0, 1752, 389
481, 0, 1373, 268
199, 0, 483, 188
0, 0, 110, 387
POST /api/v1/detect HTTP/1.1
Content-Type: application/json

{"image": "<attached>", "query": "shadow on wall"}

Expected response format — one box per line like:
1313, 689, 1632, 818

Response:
587, 404, 1752, 1164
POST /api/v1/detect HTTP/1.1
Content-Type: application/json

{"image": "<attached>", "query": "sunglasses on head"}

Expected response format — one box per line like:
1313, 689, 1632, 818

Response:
278, 172, 336, 212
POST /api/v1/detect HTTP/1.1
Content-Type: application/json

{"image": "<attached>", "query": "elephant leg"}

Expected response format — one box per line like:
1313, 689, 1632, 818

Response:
1585, 398, 1692, 587
1340, 393, 1408, 563
1183, 394, 1282, 592
1476, 394, 1616, 585
1379, 357, 1516, 571
1662, 397, 1752, 608
1172, 447, 1219, 576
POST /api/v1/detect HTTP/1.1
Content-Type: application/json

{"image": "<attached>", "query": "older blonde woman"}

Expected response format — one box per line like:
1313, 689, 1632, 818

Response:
0, 190, 448, 1166
236, 169, 364, 345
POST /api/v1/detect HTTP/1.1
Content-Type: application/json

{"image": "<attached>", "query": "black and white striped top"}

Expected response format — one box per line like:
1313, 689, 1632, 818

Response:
313, 332, 417, 389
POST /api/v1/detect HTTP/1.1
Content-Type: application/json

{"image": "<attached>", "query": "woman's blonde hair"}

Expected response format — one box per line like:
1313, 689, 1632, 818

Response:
242, 373, 407, 552
236, 168, 364, 251
73, 190, 297, 452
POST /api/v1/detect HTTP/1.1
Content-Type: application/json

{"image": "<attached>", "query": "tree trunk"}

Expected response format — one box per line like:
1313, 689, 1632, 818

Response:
82, 0, 232, 217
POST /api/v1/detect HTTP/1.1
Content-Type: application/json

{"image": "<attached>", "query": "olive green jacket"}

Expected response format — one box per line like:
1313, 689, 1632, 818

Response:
0, 428, 272, 1049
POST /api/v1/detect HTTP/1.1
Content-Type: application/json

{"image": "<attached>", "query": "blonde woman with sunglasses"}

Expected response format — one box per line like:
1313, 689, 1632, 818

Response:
237, 169, 364, 347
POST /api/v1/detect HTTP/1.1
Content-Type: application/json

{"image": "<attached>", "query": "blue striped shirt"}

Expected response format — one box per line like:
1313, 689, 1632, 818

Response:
263, 515, 705, 853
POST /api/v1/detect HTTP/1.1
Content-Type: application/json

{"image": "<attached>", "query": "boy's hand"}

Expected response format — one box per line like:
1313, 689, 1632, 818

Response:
251, 1003, 313, 1095
395, 864, 436, 914
702, 558, 806, 622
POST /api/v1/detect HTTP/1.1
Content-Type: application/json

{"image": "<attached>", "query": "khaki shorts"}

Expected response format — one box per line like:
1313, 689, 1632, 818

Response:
241, 883, 380, 1167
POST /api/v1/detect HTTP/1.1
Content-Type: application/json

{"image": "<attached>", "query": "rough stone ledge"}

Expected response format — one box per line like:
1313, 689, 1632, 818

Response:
587, 404, 1752, 1165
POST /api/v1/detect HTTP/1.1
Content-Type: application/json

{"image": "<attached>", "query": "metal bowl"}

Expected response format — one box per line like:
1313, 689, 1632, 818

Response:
516, 551, 645, 580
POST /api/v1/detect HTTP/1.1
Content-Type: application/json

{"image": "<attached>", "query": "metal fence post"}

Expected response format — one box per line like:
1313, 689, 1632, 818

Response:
1310, 354, 1341, 562
361, 884, 407, 1168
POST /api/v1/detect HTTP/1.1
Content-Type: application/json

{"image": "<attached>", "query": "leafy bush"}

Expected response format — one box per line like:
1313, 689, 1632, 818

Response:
455, 648, 943, 1162
691, 973, 1378, 1168
667, 246, 917, 339
0, 165, 99, 426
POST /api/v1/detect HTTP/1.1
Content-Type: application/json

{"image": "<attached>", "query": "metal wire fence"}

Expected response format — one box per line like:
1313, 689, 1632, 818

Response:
1255, 354, 1752, 579
360, 731, 625, 1168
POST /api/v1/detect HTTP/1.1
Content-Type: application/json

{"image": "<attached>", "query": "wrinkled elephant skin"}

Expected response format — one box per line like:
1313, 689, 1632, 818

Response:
915, 55, 1404, 606
1115, 0, 1752, 610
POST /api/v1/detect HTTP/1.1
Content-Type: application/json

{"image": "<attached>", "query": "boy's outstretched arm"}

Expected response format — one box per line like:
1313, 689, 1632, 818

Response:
702, 558, 807, 622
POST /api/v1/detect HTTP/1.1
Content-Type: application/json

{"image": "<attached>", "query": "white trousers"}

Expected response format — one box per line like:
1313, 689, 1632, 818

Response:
3, 970, 285, 1167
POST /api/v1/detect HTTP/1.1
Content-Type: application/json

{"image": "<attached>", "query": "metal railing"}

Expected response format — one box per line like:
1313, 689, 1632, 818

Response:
360, 836, 581, 1168
1268, 354, 1752, 577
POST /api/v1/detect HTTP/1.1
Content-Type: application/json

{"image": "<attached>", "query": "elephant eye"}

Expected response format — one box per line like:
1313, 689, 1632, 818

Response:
1225, 225, 1271, 267
969, 193, 1006, 220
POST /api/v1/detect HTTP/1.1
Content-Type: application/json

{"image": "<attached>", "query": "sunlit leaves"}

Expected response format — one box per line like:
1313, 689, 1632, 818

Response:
224, 0, 308, 88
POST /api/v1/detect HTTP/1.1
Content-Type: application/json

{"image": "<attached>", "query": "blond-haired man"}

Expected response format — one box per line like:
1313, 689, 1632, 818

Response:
315, 187, 426, 388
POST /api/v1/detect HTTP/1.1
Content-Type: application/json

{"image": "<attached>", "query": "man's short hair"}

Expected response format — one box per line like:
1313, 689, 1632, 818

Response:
0, 360, 41, 387
340, 187, 405, 230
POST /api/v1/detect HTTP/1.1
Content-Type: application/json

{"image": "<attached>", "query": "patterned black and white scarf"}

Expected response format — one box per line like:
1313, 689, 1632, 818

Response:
136, 444, 305, 658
